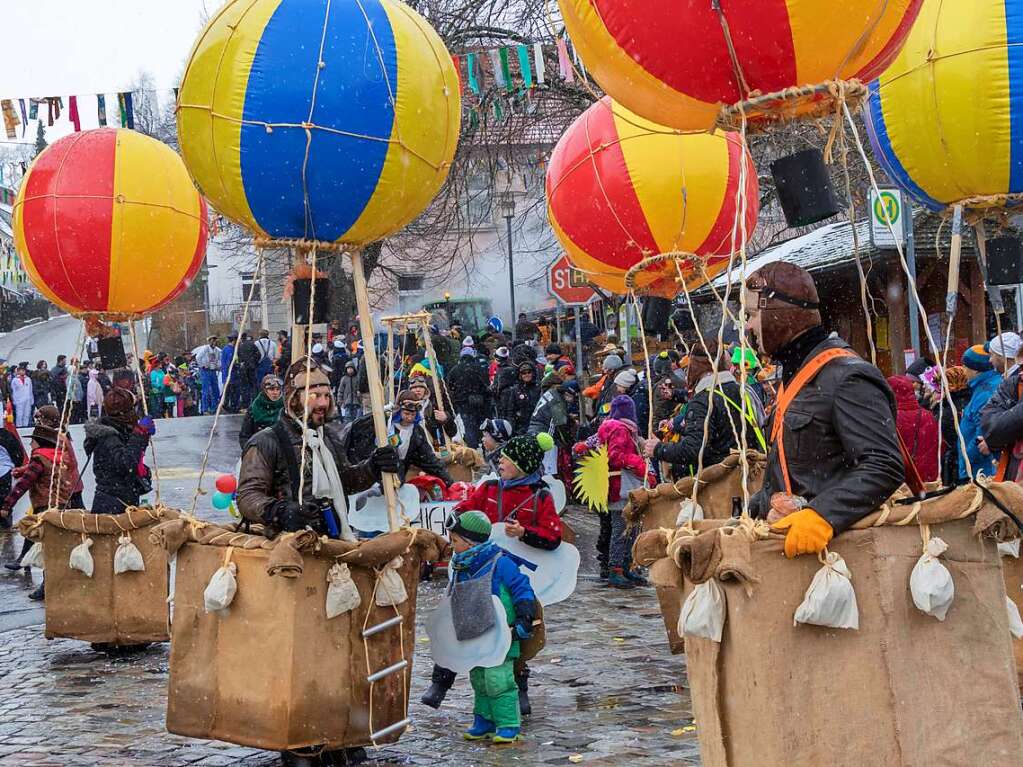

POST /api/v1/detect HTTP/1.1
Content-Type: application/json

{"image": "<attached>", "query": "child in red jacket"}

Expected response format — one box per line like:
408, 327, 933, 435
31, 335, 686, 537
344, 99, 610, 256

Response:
421, 432, 561, 716
598, 395, 650, 589
457, 432, 562, 549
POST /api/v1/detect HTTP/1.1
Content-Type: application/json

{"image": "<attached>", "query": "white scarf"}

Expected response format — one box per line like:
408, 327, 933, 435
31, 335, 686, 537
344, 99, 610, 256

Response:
296, 420, 355, 542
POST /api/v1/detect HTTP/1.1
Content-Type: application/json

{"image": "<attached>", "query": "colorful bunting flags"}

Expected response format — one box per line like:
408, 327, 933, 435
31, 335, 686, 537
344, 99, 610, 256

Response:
97, 94, 107, 127
68, 96, 81, 132
517, 45, 533, 88
557, 39, 575, 84
1, 101, 19, 139
17, 100, 27, 137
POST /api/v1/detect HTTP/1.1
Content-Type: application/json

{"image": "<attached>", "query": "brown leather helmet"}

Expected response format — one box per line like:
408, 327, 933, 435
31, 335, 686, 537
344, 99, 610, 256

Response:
283, 357, 335, 420
744, 262, 822, 356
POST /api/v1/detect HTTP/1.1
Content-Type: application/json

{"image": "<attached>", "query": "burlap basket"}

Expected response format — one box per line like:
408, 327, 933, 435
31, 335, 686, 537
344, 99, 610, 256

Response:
151, 518, 446, 752
625, 451, 765, 655
18, 506, 177, 644
634, 482, 1023, 766
1004, 553, 1023, 692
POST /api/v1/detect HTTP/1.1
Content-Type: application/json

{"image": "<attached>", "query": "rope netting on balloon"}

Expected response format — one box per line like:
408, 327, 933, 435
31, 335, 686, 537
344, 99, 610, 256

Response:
187, 246, 268, 517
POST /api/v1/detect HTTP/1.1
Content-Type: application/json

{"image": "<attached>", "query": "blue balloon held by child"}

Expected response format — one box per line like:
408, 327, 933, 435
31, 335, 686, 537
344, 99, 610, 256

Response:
211, 491, 233, 510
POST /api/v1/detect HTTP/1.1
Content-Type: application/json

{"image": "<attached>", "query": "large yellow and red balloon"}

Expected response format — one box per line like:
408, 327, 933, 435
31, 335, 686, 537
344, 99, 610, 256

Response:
559, 0, 924, 131
13, 129, 208, 319
546, 98, 758, 296
866, 0, 1023, 211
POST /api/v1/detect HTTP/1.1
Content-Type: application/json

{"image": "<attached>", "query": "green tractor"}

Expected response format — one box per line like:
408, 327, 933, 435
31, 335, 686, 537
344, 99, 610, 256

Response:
423, 296, 495, 337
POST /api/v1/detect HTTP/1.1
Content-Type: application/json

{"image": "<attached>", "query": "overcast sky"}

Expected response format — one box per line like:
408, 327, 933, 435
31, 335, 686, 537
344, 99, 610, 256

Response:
3, 0, 216, 144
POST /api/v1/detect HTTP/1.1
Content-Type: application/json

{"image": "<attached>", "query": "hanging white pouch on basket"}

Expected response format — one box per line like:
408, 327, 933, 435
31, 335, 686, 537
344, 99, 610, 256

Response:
113, 533, 146, 574
375, 557, 408, 607
69, 536, 95, 578
998, 539, 1021, 558
326, 562, 361, 618
794, 551, 859, 630
679, 579, 726, 642
676, 499, 705, 527
204, 549, 238, 614
910, 536, 954, 621
22, 542, 44, 570
1007, 596, 1023, 640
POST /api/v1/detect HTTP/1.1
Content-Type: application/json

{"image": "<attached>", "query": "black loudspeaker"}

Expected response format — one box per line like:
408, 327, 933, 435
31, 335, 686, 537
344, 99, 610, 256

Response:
771, 149, 840, 228
642, 296, 672, 336
292, 278, 333, 325
670, 307, 695, 333
986, 237, 1023, 285
97, 336, 127, 369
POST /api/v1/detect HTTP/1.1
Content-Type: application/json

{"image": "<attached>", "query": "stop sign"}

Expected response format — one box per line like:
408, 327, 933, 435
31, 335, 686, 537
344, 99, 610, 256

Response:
548, 255, 597, 305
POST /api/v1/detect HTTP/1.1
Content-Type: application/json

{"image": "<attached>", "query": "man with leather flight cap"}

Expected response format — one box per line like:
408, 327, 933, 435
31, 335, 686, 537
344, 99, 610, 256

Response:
744, 262, 904, 557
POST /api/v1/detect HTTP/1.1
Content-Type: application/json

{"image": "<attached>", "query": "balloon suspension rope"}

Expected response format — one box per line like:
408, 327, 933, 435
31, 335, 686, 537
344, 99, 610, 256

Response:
842, 102, 976, 479
726, 108, 755, 514
420, 319, 453, 453
127, 319, 161, 506
187, 246, 266, 517
296, 247, 318, 507
47, 322, 88, 510
835, 117, 879, 367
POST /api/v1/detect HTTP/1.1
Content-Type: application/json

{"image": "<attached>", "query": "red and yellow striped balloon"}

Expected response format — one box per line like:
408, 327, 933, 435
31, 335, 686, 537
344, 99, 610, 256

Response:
13, 129, 208, 319
559, 0, 923, 131
546, 98, 758, 296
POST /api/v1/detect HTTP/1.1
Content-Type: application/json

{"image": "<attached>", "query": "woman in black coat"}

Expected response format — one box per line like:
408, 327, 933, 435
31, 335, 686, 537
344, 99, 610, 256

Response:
498, 363, 541, 436
83, 388, 153, 514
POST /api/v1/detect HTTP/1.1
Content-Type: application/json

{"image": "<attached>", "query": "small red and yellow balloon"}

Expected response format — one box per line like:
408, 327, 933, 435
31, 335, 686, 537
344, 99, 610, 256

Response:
546, 98, 758, 296
13, 129, 208, 320
559, 0, 923, 131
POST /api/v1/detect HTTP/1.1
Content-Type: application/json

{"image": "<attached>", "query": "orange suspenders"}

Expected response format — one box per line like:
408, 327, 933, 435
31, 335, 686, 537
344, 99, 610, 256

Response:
772, 349, 857, 495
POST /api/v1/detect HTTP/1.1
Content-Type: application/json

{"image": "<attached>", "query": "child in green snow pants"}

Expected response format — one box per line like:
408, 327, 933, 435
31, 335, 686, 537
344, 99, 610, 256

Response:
470, 651, 520, 731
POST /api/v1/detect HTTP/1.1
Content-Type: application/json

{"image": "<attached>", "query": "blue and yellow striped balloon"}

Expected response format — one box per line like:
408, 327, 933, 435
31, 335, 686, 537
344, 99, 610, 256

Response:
865, 0, 1023, 212
177, 0, 460, 246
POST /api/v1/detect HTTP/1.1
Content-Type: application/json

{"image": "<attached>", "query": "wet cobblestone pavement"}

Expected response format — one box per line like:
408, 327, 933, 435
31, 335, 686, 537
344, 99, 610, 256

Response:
0, 418, 700, 766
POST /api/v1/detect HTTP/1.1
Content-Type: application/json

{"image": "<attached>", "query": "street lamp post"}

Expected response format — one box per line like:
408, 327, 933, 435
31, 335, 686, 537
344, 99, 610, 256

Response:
500, 192, 516, 339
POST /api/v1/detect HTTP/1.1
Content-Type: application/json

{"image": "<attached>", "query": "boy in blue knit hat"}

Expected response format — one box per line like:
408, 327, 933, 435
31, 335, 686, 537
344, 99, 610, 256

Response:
447, 509, 537, 744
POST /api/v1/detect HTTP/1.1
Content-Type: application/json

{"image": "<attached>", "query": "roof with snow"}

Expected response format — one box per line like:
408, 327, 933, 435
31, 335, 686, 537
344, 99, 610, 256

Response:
703, 211, 970, 295
708, 220, 871, 290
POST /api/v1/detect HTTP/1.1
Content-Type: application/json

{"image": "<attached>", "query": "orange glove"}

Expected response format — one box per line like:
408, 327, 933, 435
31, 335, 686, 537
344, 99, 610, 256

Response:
771, 508, 833, 559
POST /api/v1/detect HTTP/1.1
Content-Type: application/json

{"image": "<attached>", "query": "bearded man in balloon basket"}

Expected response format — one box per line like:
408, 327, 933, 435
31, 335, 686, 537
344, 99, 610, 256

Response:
236, 357, 400, 767
742, 262, 905, 556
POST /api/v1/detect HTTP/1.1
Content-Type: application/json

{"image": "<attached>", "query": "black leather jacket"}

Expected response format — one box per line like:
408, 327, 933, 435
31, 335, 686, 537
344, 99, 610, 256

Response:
750, 334, 904, 534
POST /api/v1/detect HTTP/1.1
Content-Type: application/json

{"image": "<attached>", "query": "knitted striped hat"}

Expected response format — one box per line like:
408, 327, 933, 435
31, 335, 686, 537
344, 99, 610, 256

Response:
502, 433, 555, 475
448, 510, 492, 543
962, 344, 992, 372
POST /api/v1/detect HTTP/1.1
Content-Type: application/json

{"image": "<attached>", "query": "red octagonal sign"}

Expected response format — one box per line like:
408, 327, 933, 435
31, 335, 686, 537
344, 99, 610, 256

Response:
548, 255, 596, 306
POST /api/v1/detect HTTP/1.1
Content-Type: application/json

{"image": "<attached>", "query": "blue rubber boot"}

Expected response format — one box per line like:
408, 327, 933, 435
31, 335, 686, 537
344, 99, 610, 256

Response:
492, 727, 522, 744
606, 567, 635, 589
464, 715, 496, 741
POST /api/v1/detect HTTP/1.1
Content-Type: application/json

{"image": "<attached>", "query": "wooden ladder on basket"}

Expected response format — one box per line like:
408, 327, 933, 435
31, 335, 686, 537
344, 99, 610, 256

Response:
362, 611, 411, 744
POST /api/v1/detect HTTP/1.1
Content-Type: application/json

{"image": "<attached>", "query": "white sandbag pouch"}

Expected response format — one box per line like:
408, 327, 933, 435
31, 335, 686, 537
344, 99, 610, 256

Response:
998, 539, 1021, 558
1008, 596, 1023, 640
22, 542, 44, 570
910, 537, 954, 621
204, 561, 238, 614
676, 499, 705, 527
113, 533, 146, 575
679, 579, 726, 642
375, 557, 408, 607
325, 562, 361, 618
69, 536, 95, 578
794, 551, 859, 630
